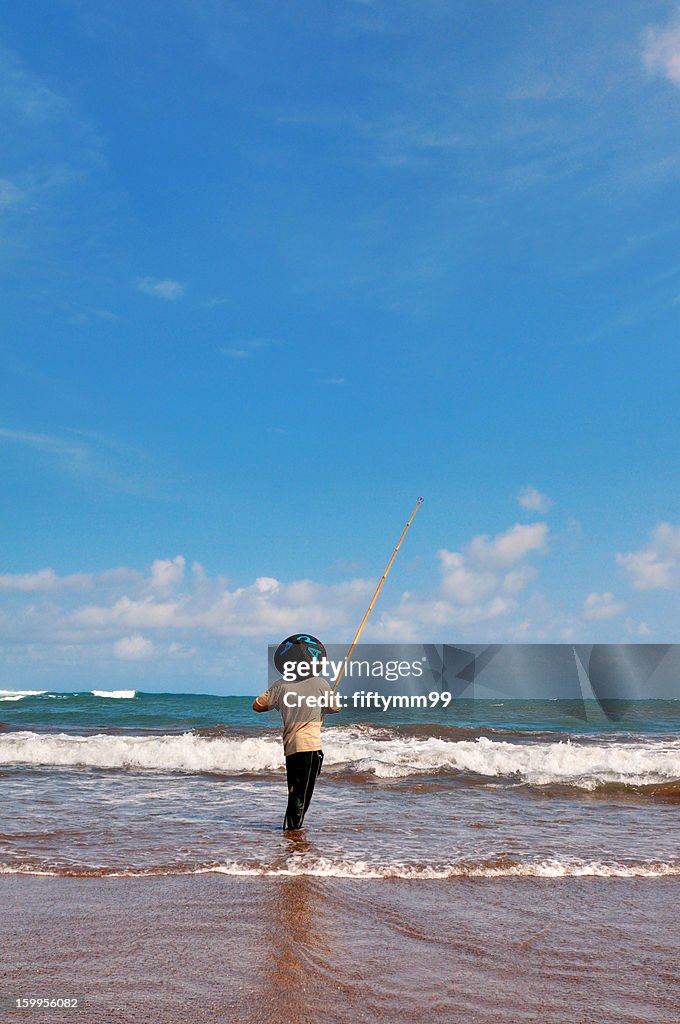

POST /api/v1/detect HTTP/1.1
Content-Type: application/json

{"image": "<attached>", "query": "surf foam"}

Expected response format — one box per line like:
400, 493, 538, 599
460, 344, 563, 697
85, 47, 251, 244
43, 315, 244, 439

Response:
90, 689, 136, 699
0, 730, 284, 773
1, 856, 678, 879
1, 728, 679, 789
0, 690, 47, 702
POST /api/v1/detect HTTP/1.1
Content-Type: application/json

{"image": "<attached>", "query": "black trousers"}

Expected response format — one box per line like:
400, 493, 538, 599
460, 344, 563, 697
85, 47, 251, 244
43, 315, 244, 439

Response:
283, 750, 324, 831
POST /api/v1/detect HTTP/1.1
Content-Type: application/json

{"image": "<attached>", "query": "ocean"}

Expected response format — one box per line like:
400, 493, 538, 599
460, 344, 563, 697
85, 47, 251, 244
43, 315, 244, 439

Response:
2, 690, 679, 1022
2, 690, 679, 877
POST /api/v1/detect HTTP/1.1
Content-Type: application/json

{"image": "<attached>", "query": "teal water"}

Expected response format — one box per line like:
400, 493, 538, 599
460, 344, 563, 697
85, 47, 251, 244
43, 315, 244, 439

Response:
2, 691, 680, 735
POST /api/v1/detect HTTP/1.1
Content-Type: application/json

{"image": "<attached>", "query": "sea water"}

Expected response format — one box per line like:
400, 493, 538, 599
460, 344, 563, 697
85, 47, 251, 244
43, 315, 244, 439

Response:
1, 691, 679, 879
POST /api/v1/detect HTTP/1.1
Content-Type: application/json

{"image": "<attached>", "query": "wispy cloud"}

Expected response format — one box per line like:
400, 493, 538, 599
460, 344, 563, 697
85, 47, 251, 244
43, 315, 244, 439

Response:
0, 44, 111, 266
0, 427, 153, 495
219, 338, 277, 358
517, 485, 553, 514
278, 108, 465, 172
0, 428, 95, 472
617, 522, 680, 590
65, 305, 119, 325
0, 568, 91, 593
582, 591, 626, 620
220, 348, 253, 359
317, 377, 346, 386
137, 277, 185, 300
0, 178, 24, 207
642, 12, 680, 86
114, 634, 154, 660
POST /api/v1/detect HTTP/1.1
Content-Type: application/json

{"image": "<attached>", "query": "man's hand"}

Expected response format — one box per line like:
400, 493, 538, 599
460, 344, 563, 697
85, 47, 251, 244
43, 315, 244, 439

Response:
323, 691, 342, 714
252, 692, 270, 713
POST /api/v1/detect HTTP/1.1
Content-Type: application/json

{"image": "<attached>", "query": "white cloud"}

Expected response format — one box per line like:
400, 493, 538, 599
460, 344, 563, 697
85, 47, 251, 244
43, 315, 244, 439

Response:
0, 568, 91, 592
375, 522, 550, 638
582, 591, 626, 621
149, 556, 185, 593
643, 15, 680, 86
1, 516, 667, 678
0, 547, 473, 656
625, 617, 652, 638
465, 522, 549, 570
137, 277, 185, 300
373, 591, 515, 643
517, 485, 553, 514
502, 565, 537, 593
65, 564, 373, 642
617, 522, 680, 590
114, 634, 154, 660
438, 551, 496, 604
74, 596, 180, 630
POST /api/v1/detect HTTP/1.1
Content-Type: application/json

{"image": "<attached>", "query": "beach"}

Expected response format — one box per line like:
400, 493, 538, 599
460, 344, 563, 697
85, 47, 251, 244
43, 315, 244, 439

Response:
4, 0, 680, 1017
2, 692, 679, 1022
3, 872, 679, 1024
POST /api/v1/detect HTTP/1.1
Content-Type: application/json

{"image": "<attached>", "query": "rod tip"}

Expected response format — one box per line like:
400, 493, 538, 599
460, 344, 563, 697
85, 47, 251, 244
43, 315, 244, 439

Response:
417, 496, 424, 502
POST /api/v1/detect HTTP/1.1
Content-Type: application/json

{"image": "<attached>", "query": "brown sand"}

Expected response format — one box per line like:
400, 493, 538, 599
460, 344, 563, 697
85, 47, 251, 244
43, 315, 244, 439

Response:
1, 874, 678, 1024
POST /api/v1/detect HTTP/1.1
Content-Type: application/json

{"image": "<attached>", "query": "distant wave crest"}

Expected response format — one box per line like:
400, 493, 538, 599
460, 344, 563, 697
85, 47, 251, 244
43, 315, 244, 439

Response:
90, 690, 136, 699
0, 690, 47, 702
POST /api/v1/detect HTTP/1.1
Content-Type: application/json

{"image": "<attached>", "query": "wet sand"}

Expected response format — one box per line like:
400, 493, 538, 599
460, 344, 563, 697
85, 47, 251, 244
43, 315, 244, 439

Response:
2, 874, 678, 1024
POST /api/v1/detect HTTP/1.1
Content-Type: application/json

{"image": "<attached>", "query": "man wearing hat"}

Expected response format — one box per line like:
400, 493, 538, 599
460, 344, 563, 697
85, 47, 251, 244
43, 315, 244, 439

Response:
253, 634, 340, 830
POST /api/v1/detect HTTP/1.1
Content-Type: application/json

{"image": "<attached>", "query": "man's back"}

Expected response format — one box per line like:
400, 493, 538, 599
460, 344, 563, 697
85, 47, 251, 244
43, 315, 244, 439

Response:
253, 675, 337, 756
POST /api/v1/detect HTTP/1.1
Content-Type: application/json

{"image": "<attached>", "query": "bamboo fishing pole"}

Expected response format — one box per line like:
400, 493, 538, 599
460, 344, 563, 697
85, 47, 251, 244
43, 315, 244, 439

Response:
331, 497, 423, 694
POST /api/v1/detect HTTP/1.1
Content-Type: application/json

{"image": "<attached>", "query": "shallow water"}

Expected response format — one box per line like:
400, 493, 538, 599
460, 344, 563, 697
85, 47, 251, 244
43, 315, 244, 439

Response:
1, 694, 679, 878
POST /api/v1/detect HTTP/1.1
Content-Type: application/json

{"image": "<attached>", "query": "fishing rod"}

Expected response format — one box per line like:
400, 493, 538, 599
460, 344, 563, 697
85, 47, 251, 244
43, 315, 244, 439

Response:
331, 497, 423, 695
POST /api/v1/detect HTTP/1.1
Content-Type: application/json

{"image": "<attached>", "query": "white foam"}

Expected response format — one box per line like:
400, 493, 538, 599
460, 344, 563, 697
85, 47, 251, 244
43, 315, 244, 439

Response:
0, 729, 678, 788
0, 730, 284, 773
202, 857, 680, 879
0, 865, 59, 876
90, 689, 136, 699
325, 731, 680, 789
0, 689, 47, 701
1, 857, 678, 879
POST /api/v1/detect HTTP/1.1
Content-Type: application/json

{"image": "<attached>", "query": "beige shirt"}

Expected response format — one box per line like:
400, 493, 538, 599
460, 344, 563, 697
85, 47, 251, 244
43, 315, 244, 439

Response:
253, 676, 339, 756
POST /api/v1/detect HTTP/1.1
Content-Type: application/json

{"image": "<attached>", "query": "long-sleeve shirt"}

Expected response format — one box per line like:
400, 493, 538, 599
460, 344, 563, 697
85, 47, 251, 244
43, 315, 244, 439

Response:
253, 675, 339, 756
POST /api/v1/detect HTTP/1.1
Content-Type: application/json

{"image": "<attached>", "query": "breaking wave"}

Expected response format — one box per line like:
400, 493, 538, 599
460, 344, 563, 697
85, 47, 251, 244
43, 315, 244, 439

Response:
1, 728, 679, 791
0, 690, 47, 702
1, 856, 679, 879
90, 690, 136, 699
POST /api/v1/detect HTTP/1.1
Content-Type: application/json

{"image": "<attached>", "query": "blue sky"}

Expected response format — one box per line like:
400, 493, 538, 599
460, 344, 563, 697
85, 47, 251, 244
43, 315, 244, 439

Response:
1, 0, 680, 693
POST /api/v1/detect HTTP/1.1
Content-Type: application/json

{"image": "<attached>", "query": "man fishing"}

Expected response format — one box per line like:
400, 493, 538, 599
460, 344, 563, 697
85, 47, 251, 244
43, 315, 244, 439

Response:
253, 634, 340, 831
253, 500, 423, 830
